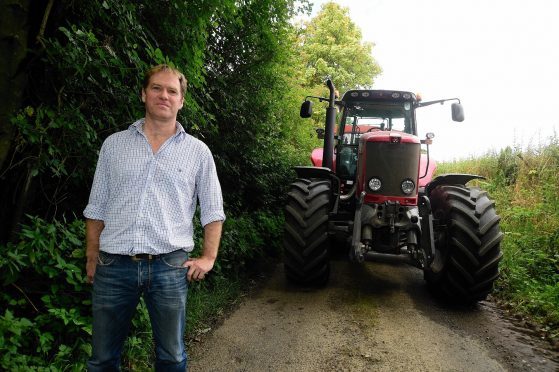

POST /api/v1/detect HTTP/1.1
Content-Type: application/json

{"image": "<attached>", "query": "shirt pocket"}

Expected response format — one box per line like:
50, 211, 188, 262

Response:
157, 163, 196, 197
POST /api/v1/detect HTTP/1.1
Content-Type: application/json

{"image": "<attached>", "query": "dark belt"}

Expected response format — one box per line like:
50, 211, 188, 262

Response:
130, 253, 159, 261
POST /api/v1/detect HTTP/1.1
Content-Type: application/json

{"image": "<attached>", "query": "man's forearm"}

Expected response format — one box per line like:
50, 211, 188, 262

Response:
201, 221, 223, 260
86, 218, 105, 260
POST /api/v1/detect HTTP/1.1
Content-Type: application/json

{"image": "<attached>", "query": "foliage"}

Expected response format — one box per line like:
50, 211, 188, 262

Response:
0, 210, 285, 368
1, 0, 317, 231
201, 0, 314, 213
0, 217, 89, 370
2, 0, 376, 226
299, 2, 382, 93
0, 0, 385, 368
295, 1, 382, 129
437, 136, 559, 340
3, 1, 229, 223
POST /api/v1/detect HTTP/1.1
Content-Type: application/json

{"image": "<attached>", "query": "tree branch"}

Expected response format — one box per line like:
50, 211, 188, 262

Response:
37, 0, 55, 44
11, 283, 39, 313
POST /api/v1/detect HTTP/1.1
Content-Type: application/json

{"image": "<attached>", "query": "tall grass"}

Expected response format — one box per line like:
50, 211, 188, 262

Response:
437, 135, 559, 340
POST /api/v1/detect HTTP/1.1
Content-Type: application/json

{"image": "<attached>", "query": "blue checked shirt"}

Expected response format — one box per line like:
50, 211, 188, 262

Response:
83, 119, 225, 255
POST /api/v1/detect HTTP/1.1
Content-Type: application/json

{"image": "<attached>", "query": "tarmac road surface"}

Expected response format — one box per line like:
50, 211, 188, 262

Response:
189, 258, 558, 372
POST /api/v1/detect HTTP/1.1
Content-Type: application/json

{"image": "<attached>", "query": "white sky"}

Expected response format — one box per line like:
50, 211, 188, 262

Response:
307, 0, 559, 160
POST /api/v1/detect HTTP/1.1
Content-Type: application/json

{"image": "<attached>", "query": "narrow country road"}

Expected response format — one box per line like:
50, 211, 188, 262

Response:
189, 258, 558, 372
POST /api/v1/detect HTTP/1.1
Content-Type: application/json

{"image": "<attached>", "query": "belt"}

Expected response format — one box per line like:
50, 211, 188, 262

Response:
130, 253, 159, 261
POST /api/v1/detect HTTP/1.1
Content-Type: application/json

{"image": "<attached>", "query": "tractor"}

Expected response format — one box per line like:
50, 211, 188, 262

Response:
283, 80, 504, 304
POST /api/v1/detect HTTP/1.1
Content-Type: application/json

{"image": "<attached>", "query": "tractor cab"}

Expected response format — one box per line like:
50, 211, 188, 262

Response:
336, 90, 419, 186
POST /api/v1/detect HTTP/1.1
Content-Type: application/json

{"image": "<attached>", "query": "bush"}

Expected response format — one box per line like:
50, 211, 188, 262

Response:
0, 216, 89, 370
0, 210, 285, 368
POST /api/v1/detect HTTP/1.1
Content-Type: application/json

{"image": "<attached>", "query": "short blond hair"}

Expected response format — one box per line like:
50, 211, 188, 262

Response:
142, 64, 188, 97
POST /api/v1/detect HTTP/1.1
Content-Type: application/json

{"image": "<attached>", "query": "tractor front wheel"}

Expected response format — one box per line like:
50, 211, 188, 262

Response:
283, 178, 331, 286
426, 184, 504, 304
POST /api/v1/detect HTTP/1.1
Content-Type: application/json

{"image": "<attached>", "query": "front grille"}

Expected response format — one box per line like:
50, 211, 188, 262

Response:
365, 142, 420, 196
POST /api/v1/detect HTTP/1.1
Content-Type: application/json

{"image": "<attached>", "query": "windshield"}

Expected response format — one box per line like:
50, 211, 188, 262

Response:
340, 102, 414, 144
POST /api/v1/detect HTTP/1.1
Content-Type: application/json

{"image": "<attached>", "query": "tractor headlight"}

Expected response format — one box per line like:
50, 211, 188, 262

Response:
401, 179, 415, 195
368, 177, 382, 191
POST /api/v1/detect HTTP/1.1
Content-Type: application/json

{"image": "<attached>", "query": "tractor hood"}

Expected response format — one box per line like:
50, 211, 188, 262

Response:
360, 130, 420, 144
310, 130, 434, 190
357, 131, 421, 206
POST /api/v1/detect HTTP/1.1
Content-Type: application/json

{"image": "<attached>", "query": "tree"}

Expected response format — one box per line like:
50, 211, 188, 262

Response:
300, 2, 382, 93
0, 0, 313, 367
0, 0, 228, 241
0, 0, 30, 171
202, 0, 313, 212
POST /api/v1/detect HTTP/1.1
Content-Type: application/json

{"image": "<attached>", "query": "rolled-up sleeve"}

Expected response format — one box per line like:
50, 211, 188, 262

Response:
196, 147, 225, 227
83, 143, 109, 221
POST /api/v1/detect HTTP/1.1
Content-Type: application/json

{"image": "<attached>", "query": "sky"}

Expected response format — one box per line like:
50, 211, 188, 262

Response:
306, 0, 559, 161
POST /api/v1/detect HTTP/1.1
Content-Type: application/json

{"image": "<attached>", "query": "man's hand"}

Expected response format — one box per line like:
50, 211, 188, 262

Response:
86, 257, 98, 284
85, 219, 104, 284
183, 256, 215, 282
183, 221, 222, 282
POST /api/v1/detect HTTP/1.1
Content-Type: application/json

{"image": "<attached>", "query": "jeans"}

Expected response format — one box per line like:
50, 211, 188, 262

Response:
87, 250, 189, 371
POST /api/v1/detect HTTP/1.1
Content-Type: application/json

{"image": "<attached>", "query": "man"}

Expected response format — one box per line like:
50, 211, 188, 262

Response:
84, 64, 225, 371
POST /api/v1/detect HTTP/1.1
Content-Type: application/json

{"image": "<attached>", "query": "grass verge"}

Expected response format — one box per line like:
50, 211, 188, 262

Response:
436, 137, 559, 345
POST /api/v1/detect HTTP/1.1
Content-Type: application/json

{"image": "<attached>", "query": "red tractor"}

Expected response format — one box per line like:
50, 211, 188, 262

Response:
283, 80, 503, 304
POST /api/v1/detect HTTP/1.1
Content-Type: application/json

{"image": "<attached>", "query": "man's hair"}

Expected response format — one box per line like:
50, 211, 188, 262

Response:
142, 64, 188, 97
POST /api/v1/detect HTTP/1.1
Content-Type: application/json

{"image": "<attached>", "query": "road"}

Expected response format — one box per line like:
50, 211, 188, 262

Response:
188, 258, 558, 371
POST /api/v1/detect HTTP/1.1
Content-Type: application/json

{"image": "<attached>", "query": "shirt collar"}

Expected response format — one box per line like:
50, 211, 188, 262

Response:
129, 118, 186, 140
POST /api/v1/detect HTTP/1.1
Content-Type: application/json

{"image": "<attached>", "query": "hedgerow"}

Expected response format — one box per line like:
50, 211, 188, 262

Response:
437, 135, 559, 341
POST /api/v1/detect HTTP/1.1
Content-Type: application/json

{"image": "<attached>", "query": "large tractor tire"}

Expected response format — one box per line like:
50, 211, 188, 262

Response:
283, 178, 332, 286
425, 184, 504, 304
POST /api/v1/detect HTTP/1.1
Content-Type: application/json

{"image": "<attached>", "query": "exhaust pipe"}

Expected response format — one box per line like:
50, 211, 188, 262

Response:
322, 79, 337, 170
340, 184, 356, 201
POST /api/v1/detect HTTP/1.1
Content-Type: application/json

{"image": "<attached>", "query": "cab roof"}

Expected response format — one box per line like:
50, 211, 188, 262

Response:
342, 90, 418, 104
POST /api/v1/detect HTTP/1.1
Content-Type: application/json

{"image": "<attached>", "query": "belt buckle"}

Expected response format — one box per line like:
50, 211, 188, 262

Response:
131, 254, 153, 261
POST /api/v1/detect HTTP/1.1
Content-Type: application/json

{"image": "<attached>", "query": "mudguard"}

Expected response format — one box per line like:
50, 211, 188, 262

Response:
424, 173, 486, 196
311, 148, 323, 167
294, 166, 333, 179
311, 148, 338, 171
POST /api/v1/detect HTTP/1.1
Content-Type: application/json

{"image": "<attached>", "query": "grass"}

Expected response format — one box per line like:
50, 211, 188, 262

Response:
185, 276, 244, 338
436, 135, 559, 341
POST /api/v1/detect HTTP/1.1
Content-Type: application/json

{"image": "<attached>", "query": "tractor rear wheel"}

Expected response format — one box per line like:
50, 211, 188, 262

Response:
283, 178, 331, 286
426, 184, 504, 304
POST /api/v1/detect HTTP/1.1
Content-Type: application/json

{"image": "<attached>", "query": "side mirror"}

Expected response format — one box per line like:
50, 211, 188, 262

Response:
300, 100, 313, 118
451, 103, 465, 122
316, 128, 325, 139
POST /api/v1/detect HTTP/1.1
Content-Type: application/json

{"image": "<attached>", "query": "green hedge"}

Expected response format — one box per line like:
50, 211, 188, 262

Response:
0, 211, 284, 369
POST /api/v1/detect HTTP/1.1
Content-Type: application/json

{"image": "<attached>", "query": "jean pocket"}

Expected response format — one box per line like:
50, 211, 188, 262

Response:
161, 250, 189, 269
97, 251, 116, 266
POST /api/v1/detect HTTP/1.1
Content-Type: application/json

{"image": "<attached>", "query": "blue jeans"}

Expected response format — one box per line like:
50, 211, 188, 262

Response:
87, 250, 189, 371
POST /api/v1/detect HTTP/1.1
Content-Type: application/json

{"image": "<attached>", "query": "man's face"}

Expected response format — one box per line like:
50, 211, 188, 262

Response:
142, 70, 184, 121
